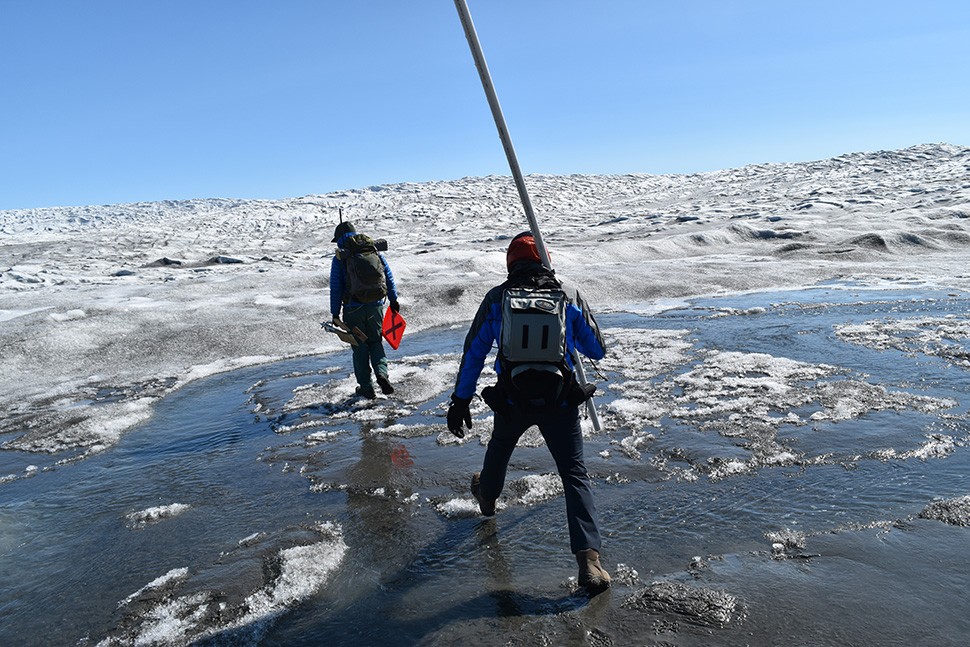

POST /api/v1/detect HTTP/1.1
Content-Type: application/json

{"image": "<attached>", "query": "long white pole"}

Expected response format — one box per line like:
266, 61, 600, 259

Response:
453, 0, 602, 430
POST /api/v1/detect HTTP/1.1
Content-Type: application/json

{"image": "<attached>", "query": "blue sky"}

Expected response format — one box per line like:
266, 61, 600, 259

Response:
2, 1, 968, 210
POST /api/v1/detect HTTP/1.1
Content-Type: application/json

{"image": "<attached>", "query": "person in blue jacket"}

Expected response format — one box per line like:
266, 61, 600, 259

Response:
447, 231, 611, 595
330, 221, 400, 399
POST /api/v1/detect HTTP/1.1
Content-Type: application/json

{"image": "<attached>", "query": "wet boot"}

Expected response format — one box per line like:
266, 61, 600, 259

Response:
470, 472, 496, 517
355, 385, 376, 399
576, 549, 611, 595
376, 374, 394, 395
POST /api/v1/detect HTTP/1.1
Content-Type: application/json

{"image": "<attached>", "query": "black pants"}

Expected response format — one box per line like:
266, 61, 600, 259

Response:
479, 403, 602, 554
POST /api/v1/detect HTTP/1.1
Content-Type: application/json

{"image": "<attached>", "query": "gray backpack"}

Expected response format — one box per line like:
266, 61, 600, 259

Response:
498, 287, 571, 405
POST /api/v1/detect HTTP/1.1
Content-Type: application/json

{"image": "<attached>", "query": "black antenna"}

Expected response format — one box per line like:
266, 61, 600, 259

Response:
339, 207, 344, 223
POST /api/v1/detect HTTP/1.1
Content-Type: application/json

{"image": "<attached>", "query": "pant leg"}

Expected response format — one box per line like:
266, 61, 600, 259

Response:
364, 306, 389, 380
479, 406, 530, 502
537, 406, 602, 554
345, 304, 383, 389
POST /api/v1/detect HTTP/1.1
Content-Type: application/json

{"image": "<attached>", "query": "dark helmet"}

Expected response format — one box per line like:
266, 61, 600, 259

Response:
332, 221, 356, 243
506, 231, 544, 269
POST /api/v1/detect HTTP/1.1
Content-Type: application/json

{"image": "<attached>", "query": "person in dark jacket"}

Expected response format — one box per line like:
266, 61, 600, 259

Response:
330, 220, 400, 399
447, 231, 611, 595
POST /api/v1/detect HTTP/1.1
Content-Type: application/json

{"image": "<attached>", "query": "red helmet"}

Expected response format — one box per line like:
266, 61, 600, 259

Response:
506, 231, 543, 269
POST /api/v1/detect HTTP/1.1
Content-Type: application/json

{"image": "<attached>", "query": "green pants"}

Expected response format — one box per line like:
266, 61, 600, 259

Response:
343, 303, 388, 391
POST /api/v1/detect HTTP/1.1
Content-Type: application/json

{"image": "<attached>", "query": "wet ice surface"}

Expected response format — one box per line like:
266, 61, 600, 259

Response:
2, 287, 970, 646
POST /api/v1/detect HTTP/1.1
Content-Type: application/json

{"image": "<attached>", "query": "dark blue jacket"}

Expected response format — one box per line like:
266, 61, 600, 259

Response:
453, 263, 606, 400
329, 231, 399, 318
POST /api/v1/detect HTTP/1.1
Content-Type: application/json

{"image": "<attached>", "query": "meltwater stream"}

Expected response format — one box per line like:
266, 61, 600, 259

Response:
2, 286, 969, 646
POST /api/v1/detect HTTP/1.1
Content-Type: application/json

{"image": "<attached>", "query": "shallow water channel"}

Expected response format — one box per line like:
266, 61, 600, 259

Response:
2, 286, 970, 646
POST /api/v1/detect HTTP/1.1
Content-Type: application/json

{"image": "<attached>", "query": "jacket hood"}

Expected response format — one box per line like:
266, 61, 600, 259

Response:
506, 261, 558, 288
335, 231, 357, 249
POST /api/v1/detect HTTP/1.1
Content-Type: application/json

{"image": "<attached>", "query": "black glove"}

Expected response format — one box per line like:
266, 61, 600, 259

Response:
389, 300, 400, 313
447, 395, 472, 438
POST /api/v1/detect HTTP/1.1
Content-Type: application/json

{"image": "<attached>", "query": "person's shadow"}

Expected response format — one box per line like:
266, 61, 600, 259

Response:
473, 518, 607, 619
331, 432, 610, 643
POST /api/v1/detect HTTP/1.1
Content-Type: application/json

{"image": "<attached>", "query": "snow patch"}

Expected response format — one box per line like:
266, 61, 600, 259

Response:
126, 503, 191, 528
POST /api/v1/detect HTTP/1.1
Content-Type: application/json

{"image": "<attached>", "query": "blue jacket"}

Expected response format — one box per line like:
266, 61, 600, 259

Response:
329, 231, 399, 318
452, 264, 606, 400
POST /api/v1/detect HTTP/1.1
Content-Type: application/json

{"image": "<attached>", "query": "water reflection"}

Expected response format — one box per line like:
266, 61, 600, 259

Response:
2, 288, 969, 646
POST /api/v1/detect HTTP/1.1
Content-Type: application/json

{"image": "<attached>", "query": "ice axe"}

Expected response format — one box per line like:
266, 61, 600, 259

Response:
322, 320, 367, 347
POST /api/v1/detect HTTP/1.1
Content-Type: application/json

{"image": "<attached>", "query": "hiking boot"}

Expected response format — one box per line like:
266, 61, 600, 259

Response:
470, 472, 496, 517
576, 549, 611, 595
355, 385, 376, 399
376, 375, 394, 395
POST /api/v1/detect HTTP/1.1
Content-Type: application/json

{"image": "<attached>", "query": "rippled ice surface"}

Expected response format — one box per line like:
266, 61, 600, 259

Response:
2, 286, 970, 646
